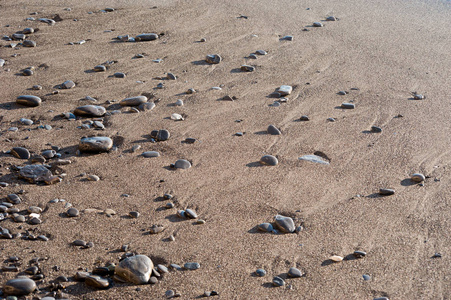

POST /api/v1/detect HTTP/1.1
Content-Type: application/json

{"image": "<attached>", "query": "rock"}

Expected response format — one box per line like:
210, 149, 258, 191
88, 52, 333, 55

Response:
3, 278, 37, 295
85, 275, 110, 289
11, 147, 30, 159
255, 50, 267, 55
174, 159, 191, 169
185, 209, 197, 219
363, 274, 371, 281
274, 215, 295, 233
313, 22, 324, 27
205, 54, 222, 64
136, 33, 158, 41
257, 223, 273, 232
74, 105, 106, 117
272, 276, 285, 287
255, 269, 266, 277
167, 72, 177, 80
129, 211, 139, 218
411, 173, 425, 182
139, 102, 155, 111
260, 155, 278, 166
371, 126, 382, 133
0, 59, 5, 67
374, 298, 389, 300
175, 99, 184, 106
166, 290, 175, 298
241, 65, 255, 72
413, 93, 425, 100
93, 65, 106, 72
338, 90, 347, 95
282, 35, 294, 41
186, 88, 196, 94
19, 165, 53, 183
115, 255, 154, 284
67, 207, 79, 217
22, 69, 33, 76
300, 115, 310, 121
184, 262, 200, 270
142, 151, 160, 158
150, 129, 170, 141
267, 125, 281, 135
120, 96, 147, 107
23, 40, 36, 47
353, 250, 367, 258
79, 136, 113, 153
298, 155, 330, 165
62, 80, 76, 89
12, 33, 26, 40
171, 113, 184, 121
28, 206, 42, 214
16, 95, 41, 107
149, 225, 164, 234
341, 103, 355, 109
329, 255, 344, 262
7, 194, 21, 204
379, 188, 395, 195
288, 267, 303, 278
277, 85, 292, 96
114, 72, 126, 78
73, 239, 87, 246
326, 16, 337, 21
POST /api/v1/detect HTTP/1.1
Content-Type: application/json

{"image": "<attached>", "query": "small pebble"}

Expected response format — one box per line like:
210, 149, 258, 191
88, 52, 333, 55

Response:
184, 262, 200, 270
379, 188, 395, 196
62, 80, 76, 89
329, 255, 344, 262
205, 54, 221, 64
371, 126, 382, 133
341, 103, 355, 109
260, 155, 278, 166
313, 22, 324, 27
411, 173, 425, 182
174, 159, 191, 169
142, 151, 160, 158
288, 267, 303, 278
272, 276, 285, 287
255, 269, 266, 277
66, 207, 79, 217
267, 124, 281, 135
129, 211, 140, 218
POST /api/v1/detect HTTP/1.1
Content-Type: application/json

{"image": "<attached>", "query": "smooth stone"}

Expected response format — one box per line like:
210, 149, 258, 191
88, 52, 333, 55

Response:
298, 155, 330, 165
79, 137, 113, 153
353, 251, 367, 258
174, 159, 191, 169
22, 69, 33, 76
277, 85, 292, 96
413, 94, 424, 100
75, 271, 90, 281
374, 298, 389, 300
186, 88, 196, 94
115, 255, 154, 284
85, 275, 109, 289
313, 22, 324, 27
326, 16, 337, 21
22, 28, 34, 34
267, 125, 281, 135
93, 65, 106, 72
257, 223, 273, 232
62, 80, 75, 89
282, 35, 294, 41
371, 126, 382, 133
87, 175, 100, 181
14, 215, 26, 222
171, 113, 184, 120
184, 262, 200, 270
136, 33, 158, 41
19, 165, 53, 183
363, 274, 371, 281
177, 210, 186, 218
255, 269, 266, 277
3, 278, 36, 295
166, 290, 175, 298
0, 59, 5, 67
274, 215, 295, 233
341, 102, 355, 109
149, 276, 158, 284
185, 209, 197, 219
29, 217, 42, 225
157, 265, 169, 273
329, 255, 344, 262
16, 95, 41, 107
175, 99, 184, 106
138, 102, 155, 111
23, 40, 36, 47
114, 72, 126, 78
28, 206, 42, 213
255, 50, 267, 55
11, 147, 30, 159
241, 65, 255, 72
379, 188, 395, 195
120, 96, 147, 107
411, 173, 425, 182
300, 115, 310, 121
288, 267, 303, 278
149, 225, 164, 234
129, 211, 140, 218
42, 150, 56, 159
260, 155, 278, 166
205, 54, 222, 64
150, 129, 170, 141
74, 105, 106, 117
7, 194, 21, 204
167, 72, 177, 80
12, 33, 26, 40
338, 90, 347, 95
73, 239, 87, 246
272, 276, 285, 287
142, 151, 160, 158
67, 207, 79, 217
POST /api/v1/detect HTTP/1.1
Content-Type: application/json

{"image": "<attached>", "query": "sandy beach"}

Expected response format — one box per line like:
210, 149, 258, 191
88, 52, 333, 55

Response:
1, 0, 450, 299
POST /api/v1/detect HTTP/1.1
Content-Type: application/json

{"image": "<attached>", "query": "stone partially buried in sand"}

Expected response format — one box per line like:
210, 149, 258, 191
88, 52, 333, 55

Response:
411, 173, 425, 182
150, 129, 170, 141
120, 96, 148, 106
274, 215, 295, 233
3, 278, 37, 295
260, 155, 278, 166
17, 95, 41, 107
115, 255, 154, 284
79, 137, 113, 153
298, 155, 330, 165
74, 105, 106, 117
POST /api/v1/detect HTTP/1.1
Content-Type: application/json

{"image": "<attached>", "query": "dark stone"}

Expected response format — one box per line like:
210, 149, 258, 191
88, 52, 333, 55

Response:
11, 147, 30, 159
260, 155, 278, 166
274, 215, 295, 233
272, 276, 285, 287
267, 125, 281, 135
205, 54, 221, 64
150, 129, 170, 141
3, 278, 37, 295
288, 267, 302, 278
16, 95, 41, 107
136, 33, 158, 41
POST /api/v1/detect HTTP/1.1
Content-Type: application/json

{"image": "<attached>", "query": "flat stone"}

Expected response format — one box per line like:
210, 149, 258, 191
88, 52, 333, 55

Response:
120, 96, 147, 107
184, 262, 200, 270
185, 209, 197, 219
167, 72, 177, 80
241, 65, 255, 72
205, 54, 222, 64
341, 103, 355, 109
11, 147, 30, 159
85, 275, 109, 289
138, 102, 156, 111
298, 155, 330, 165
313, 22, 324, 27
411, 173, 425, 182
142, 151, 160, 158
300, 115, 310, 121
274, 215, 295, 233
267, 125, 281, 135
272, 276, 285, 287
73, 239, 87, 246
149, 224, 164, 234
79, 136, 113, 153
174, 159, 191, 169
16, 95, 41, 107
255, 50, 267, 55
260, 155, 278, 166
67, 207, 79, 217
175, 99, 184, 106
282, 35, 294, 41
23, 40, 36, 47
326, 16, 337, 21
93, 65, 106, 72
7, 194, 21, 204
379, 188, 395, 195
74, 105, 106, 117
136, 33, 158, 41
257, 223, 273, 232
62, 80, 75, 89
150, 129, 170, 141
3, 278, 36, 296
12, 33, 26, 40
115, 255, 154, 284
19, 165, 53, 183
353, 251, 367, 258
288, 267, 303, 278
277, 85, 292, 96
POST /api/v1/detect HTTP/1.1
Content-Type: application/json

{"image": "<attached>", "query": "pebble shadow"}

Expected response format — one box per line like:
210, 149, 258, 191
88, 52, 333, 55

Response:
400, 178, 417, 186
164, 214, 186, 223
253, 131, 268, 135
321, 259, 336, 266
0, 102, 30, 110
191, 60, 209, 66
247, 226, 268, 234
246, 162, 264, 168
230, 68, 243, 73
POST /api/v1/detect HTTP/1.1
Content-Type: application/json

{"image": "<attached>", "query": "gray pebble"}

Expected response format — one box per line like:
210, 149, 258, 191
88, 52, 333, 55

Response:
326, 16, 337, 21
165, 290, 175, 298
255, 269, 266, 277
338, 90, 347, 95
255, 50, 267, 55
74, 105, 106, 117
114, 72, 126, 78
67, 207, 79, 217
120, 96, 148, 106
353, 250, 367, 258
136, 33, 159, 41
174, 159, 191, 169
79, 136, 113, 153
23, 28, 34, 34
267, 124, 281, 135
260, 155, 278, 166
149, 276, 158, 284
12, 33, 25, 40
185, 208, 197, 219
257, 223, 273, 232
16, 95, 41, 107
241, 65, 255, 72
170, 264, 182, 270
62, 80, 75, 89
411, 173, 425, 182
73, 239, 87, 246
272, 276, 285, 287
282, 35, 293, 41
93, 65, 106, 72
129, 211, 140, 218
157, 264, 169, 273
274, 215, 295, 233
184, 262, 200, 270
20, 118, 33, 125
277, 85, 292, 96
341, 103, 355, 109
142, 151, 160, 158
288, 267, 303, 278
313, 22, 324, 27
379, 188, 395, 195
167, 72, 177, 80
300, 115, 309, 121
249, 53, 257, 59
23, 40, 36, 47
22, 69, 33, 76
3, 278, 36, 296
150, 129, 170, 141
363, 274, 371, 281
11, 147, 30, 159
205, 54, 221, 64
139, 102, 156, 111
371, 126, 382, 133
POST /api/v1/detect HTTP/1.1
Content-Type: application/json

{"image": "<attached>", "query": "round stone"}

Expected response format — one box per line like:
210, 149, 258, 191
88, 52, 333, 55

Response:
288, 267, 303, 278
22, 69, 33, 76
411, 173, 425, 182
341, 103, 355, 109
23, 28, 34, 34
115, 255, 154, 284
142, 151, 160, 158
73, 239, 87, 246
23, 40, 36, 47
267, 125, 281, 135
274, 215, 295, 233
67, 207, 79, 217
74, 105, 106, 117
205, 54, 222, 64
85, 275, 109, 289
136, 33, 159, 41
20, 118, 33, 125
379, 188, 395, 195
260, 155, 278, 166
272, 276, 285, 287
11, 147, 30, 159
79, 136, 113, 153
257, 223, 273, 232
16, 95, 41, 107
3, 278, 37, 296
149, 276, 158, 284
62, 80, 75, 89
174, 159, 191, 169
255, 269, 266, 277
120, 96, 147, 106
129, 211, 140, 218
175, 99, 184, 106
255, 50, 267, 55
353, 251, 367, 258
185, 209, 197, 219
139, 102, 156, 111
184, 262, 200, 270
93, 65, 106, 72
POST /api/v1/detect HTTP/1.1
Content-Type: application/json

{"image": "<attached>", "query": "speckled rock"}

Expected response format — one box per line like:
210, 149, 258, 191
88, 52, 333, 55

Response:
205, 54, 221, 64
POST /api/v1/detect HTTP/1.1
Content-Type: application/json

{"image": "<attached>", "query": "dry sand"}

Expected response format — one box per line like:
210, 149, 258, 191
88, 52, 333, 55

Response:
1, 0, 450, 299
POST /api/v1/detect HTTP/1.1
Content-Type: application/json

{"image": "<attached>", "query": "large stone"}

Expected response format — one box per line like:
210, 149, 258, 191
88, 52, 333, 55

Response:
115, 255, 154, 284
3, 278, 37, 295
79, 137, 113, 153
19, 165, 54, 183
274, 215, 295, 233
74, 105, 106, 117
11, 147, 30, 159
16, 95, 41, 107
136, 33, 158, 41
120, 96, 148, 106
205, 54, 221, 64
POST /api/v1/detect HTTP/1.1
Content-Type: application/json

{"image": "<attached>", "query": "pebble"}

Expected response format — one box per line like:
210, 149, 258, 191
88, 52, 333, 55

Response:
87, 174, 100, 181
371, 126, 382, 133
277, 85, 292, 96
379, 188, 395, 195
115, 255, 154, 284
85, 275, 110, 289
313, 22, 324, 27
42, 149, 56, 159
274, 215, 295, 233
16, 95, 41, 107
171, 113, 184, 121
282, 35, 294, 41
150, 129, 170, 141
93, 65, 106, 72
3, 278, 37, 295
139, 102, 156, 111
205, 54, 222, 64
28, 206, 42, 213
62, 80, 76, 89
7, 194, 22, 204
298, 155, 330, 165
165, 290, 175, 298
326, 16, 337, 21
136, 33, 159, 41
267, 124, 281, 135
186, 88, 196, 94
255, 50, 267, 55
157, 264, 169, 273
67, 207, 79, 217
129, 211, 140, 218
185, 208, 198, 219
413, 93, 425, 100
255, 269, 266, 277
272, 276, 285, 287
79, 136, 113, 153
73, 239, 87, 246
114, 72, 126, 78
174, 159, 191, 169
241, 65, 255, 72
23, 40, 36, 47
299, 115, 310, 121
257, 223, 273, 232
167, 72, 177, 80
175, 99, 184, 106
363, 274, 371, 281
74, 105, 106, 117
353, 251, 367, 258
341, 103, 355, 109
142, 151, 160, 158
19, 164, 56, 184
184, 262, 200, 270
149, 276, 158, 284
12, 33, 25, 40
338, 90, 347, 95
149, 224, 164, 234
260, 155, 278, 166
11, 147, 30, 159
329, 255, 344, 262
288, 267, 303, 278
22, 69, 33, 76
120, 96, 148, 106
411, 173, 425, 182
0, 59, 5, 67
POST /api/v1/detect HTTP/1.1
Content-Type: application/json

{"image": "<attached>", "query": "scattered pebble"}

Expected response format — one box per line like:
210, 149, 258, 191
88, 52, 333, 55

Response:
142, 151, 160, 158
255, 269, 266, 277
16, 95, 41, 107
274, 215, 295, 233
62, 80, 76, 89
329, 255, 344, 262
379, 188, 395, 195
184, 262, 200, 270
267, 124, 281, 135
272, 276, 285, 287
174, 159, 191, 169
74, 105, 106, 117
79, 136, 113, 153
2, 278, 37, 296
259, 155, 278, 166
288, 267, 303, 278
341, 103, 355, 109
411, 173, 425, 182
313, 22, 324, 27
115, 255, 154, 284
205, 54, 221, 64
